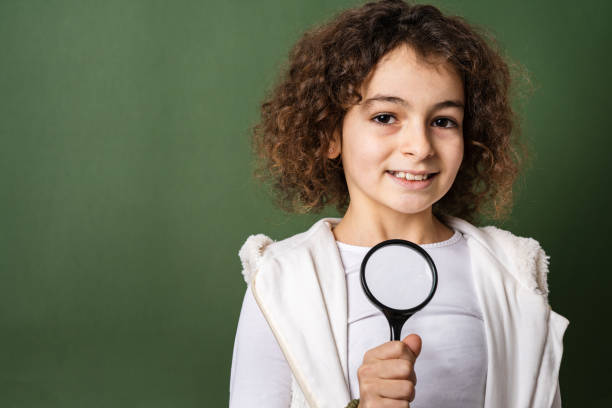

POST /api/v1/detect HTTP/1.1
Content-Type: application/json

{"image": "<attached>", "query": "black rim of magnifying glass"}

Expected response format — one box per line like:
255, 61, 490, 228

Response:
360, 238, 438, 324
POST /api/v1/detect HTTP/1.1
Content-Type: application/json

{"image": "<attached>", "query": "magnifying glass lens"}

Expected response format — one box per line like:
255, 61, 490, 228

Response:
364, 244, 433, 310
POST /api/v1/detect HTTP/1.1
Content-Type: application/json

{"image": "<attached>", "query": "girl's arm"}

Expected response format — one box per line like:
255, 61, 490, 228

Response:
229, 285, 292, 407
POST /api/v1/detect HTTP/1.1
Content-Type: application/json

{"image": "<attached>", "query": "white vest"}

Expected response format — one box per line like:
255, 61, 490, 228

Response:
238, 215, 569, 408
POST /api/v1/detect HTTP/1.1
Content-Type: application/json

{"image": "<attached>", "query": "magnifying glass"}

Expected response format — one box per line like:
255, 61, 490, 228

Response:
360, 239, 438, 341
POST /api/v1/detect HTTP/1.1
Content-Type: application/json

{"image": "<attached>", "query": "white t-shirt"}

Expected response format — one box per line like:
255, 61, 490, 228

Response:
229, 229, 487, 407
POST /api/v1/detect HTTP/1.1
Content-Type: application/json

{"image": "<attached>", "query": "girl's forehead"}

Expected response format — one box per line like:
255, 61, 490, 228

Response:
360, 46, 464, 105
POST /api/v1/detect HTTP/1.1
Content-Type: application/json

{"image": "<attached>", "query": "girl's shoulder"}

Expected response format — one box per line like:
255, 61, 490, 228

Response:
482, 224, 551, 298
237, 218, 334, 285
237, 232, 275, 285
443, 215, 552, 301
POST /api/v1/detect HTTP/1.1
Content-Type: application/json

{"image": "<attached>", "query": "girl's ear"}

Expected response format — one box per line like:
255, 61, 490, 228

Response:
327, 127, 342, 159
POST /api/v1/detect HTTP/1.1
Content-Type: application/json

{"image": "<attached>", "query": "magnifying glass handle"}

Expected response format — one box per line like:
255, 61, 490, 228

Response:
383, 310, 414, 341
389, 319, 404, 341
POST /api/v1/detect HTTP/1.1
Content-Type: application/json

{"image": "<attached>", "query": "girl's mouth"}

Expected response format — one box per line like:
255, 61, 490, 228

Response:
386, 170, 438, 190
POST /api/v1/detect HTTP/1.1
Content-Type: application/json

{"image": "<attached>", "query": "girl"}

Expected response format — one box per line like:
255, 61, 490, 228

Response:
229, 1, 569, 407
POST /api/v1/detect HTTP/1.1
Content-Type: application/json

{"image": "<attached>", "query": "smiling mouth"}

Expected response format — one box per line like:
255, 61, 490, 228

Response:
386, 170, 439, 181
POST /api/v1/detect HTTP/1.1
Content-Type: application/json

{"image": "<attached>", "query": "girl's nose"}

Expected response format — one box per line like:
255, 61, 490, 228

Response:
398, 122, 435, 160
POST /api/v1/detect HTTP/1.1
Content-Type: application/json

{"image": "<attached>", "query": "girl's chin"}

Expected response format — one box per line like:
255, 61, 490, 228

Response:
386, 203, 436, 215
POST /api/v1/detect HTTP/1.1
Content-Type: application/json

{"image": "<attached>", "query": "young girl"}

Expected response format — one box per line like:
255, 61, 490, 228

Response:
229, 1, 569, 407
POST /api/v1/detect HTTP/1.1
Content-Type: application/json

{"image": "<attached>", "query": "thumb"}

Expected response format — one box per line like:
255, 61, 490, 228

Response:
402, 333, 422, 358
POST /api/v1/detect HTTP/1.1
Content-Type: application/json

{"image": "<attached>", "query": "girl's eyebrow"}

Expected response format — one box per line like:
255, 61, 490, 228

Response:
362, 94, 464, 111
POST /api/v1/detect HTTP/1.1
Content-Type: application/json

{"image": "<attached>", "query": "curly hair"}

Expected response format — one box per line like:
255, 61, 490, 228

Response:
249, 0, 533, 224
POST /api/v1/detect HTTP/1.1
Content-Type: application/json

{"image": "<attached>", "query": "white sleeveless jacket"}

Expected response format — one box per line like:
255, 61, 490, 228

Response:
238, 215, 569, 408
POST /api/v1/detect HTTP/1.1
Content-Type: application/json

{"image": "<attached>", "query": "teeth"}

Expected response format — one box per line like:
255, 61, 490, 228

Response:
391, 171, 430, 181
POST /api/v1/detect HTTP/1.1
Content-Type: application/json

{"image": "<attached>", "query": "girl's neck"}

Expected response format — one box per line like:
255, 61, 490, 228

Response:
331, 206, 453, 247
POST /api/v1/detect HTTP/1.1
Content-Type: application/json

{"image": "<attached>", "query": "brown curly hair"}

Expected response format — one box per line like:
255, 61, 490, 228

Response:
249, 0, 534, 224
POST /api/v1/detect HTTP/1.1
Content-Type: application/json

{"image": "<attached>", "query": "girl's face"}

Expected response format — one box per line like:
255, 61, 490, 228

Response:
329, 44, 465, 218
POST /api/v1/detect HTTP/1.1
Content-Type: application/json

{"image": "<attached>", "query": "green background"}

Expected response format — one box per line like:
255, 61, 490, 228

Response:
1, 0, 609, 406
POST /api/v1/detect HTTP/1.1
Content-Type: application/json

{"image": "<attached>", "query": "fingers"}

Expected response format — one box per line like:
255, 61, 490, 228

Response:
363, 338, 419, 364
359, 378, 416, 406
402, 334, 422, 358
360, 359, 417, 383
377, 379, 416, 401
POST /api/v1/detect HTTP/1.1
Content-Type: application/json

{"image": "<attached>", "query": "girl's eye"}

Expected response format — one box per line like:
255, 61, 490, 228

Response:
372, 115, 459, 128
372, 114, 397, 126
432, 118, 458, 128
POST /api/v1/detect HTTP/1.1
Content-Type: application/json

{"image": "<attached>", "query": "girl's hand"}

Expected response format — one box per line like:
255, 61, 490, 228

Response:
357, 334, 422, 408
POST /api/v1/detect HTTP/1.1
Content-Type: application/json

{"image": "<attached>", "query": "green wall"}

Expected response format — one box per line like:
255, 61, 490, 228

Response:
1, 0, 609, 406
